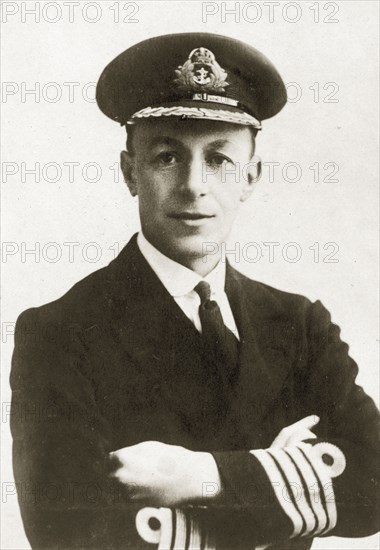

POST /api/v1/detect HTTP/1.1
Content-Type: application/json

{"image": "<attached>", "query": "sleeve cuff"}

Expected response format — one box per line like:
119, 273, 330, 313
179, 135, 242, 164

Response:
212, 442, 346, 543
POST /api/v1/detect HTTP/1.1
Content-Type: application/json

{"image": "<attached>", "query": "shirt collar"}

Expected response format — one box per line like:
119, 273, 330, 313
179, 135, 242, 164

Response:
137, 231, 226, 298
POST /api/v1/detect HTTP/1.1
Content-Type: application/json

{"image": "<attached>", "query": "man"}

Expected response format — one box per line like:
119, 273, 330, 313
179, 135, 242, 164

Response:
11, 33, 379, 549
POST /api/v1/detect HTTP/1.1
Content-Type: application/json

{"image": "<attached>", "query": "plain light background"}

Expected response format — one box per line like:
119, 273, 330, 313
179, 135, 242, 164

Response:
1, 1, 379, 548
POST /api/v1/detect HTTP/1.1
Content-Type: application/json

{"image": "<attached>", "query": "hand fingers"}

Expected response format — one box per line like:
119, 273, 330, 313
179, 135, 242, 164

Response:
286, 415, 320, 432
271, 426, 318, 448
286, 429, 317, 446
108, 452, 123, 472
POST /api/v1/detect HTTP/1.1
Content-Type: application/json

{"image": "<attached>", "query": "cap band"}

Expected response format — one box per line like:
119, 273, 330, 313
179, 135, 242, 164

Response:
127, 105, 262, 128
191, 93, 238, 107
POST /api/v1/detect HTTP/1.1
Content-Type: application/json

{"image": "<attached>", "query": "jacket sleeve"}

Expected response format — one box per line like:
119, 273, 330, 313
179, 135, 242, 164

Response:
10, 308, 151, 550
211, 299, 380, 546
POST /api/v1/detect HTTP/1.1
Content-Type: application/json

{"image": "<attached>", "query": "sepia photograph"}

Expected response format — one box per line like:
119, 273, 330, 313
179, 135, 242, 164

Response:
1, 1, 379, 549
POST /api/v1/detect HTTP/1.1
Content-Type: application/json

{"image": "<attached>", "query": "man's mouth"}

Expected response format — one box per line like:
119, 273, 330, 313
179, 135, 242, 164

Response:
169, 212, 215, 220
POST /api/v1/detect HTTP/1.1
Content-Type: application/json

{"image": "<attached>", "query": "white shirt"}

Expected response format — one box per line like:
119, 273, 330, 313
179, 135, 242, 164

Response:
137, 232, 240, 339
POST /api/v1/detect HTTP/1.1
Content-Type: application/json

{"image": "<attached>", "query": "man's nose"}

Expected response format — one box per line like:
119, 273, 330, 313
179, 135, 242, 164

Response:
180, 158, 209, 197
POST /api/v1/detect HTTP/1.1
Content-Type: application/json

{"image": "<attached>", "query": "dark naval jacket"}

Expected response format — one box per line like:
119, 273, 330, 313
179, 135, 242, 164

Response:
10, 235, 379, 549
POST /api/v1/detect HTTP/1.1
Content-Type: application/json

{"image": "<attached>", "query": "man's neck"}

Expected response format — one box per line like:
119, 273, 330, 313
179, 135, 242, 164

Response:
172, 254, 221, 277
139, 233, 222, 277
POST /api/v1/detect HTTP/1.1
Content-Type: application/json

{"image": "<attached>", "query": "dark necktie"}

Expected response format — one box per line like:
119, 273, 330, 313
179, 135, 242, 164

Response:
194, 281, 239, 384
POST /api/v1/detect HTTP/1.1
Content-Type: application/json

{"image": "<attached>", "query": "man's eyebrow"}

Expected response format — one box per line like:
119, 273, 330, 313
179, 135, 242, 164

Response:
148, 136, 183, 147
206, 139, 235, 149
147, 137, 236, 148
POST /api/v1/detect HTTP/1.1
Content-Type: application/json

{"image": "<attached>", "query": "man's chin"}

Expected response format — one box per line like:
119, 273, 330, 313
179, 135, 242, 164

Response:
163, 234, 221, 263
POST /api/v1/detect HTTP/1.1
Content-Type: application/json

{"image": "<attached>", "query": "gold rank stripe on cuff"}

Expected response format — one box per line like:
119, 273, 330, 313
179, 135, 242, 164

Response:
136, 506, 216, 550
284, 447, 329, 536
127, 105, 262, 128
268, 448, 319, 535
252, 449, 305, 537
249, 443, 346, 540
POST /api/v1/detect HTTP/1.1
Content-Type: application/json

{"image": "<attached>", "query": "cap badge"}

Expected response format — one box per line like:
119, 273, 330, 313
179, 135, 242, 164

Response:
174, 48, 229, 93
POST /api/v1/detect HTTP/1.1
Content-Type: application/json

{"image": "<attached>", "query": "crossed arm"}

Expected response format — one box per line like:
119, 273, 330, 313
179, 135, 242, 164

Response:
10, 300, 380, 548
110, 416, 320, 507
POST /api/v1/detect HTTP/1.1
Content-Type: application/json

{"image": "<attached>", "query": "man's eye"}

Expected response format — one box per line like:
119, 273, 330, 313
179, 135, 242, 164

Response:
156, 152, 177, 165
208, 154, 234, 167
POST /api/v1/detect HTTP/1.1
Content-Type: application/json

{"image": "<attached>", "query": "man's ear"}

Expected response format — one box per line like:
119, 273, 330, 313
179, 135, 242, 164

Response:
120, 150, 138, 197
240, 155, 262, 202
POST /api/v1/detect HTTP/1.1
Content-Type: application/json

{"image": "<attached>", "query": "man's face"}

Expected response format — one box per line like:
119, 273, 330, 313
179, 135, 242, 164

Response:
122, 119, 258, 265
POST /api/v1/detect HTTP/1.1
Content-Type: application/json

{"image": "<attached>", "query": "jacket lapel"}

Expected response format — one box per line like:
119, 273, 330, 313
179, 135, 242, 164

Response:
225, 265, 297, 446
105, 236, 224, 440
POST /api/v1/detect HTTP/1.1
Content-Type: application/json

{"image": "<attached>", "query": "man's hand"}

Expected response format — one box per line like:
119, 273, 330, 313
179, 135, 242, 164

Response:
109, 417, 319, 507
270, 415, 320, 448
110, 441, 221, 506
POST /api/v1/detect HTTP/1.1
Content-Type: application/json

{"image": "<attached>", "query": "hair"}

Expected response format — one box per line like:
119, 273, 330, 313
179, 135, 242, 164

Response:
125, 119, 259, 156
